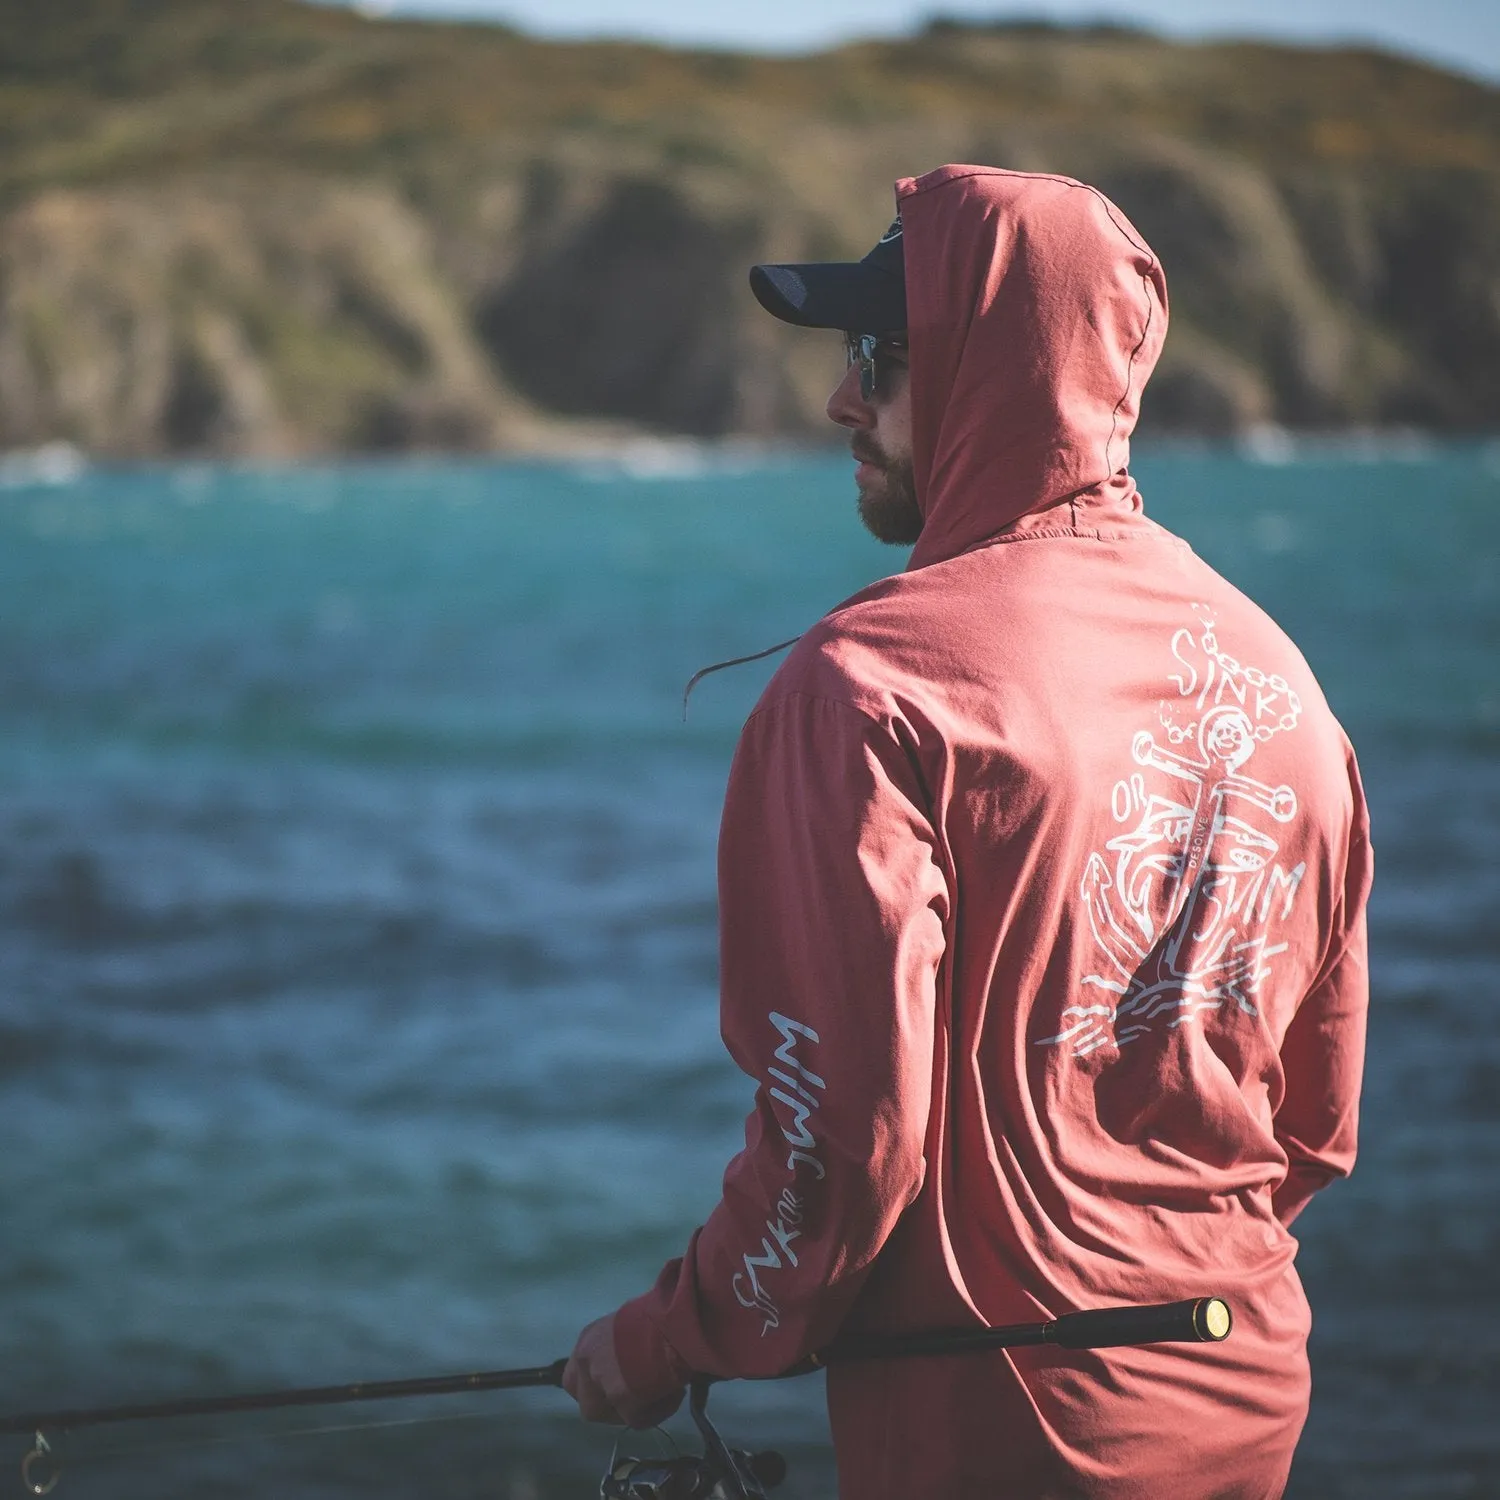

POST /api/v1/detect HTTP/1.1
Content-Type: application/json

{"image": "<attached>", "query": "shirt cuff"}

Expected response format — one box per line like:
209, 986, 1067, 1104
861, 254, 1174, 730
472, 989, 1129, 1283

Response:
614, 1291, 693, 1402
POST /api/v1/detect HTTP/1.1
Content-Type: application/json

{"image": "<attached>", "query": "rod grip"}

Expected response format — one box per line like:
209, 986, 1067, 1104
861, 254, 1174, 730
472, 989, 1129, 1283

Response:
1049, 1297, 1232, 1350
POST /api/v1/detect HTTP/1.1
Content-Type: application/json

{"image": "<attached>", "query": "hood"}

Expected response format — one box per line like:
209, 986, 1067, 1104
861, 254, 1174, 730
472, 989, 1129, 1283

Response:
896, 166, 1168, 571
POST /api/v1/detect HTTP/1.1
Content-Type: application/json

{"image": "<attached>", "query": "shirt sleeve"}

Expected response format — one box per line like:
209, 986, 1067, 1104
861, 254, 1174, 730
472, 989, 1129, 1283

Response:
1272, 749, 1373, 1227
613, 690, 950, 1398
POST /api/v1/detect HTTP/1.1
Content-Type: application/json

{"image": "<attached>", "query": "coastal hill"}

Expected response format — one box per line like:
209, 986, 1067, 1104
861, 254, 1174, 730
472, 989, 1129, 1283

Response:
1, 0, 1497, 456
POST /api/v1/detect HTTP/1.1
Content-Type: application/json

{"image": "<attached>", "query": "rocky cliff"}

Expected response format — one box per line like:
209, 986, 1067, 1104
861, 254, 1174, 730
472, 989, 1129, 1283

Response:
1, 0, 1497, 455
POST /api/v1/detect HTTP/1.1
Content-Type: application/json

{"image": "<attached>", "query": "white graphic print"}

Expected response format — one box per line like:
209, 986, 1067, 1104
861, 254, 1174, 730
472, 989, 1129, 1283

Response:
1038, 607, 1308, 1057
732, 1013, 827, 1335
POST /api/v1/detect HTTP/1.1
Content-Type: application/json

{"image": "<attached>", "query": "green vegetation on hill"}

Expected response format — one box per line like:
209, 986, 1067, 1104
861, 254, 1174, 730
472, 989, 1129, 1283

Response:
1, 0, 1497, 454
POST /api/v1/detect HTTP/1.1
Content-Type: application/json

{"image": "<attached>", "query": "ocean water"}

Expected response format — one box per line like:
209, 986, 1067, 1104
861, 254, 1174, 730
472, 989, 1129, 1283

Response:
0, 444, 1496, 1500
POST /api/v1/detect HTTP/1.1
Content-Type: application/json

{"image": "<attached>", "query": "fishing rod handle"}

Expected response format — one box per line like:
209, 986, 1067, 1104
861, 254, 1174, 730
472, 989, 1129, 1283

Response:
1048, 1297, 1232, 1349
813, 1296, 1231, 1366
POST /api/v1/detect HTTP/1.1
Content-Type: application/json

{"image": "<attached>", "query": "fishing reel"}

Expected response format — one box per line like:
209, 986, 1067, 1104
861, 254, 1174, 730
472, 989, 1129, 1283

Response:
600, 1377, 785, 1500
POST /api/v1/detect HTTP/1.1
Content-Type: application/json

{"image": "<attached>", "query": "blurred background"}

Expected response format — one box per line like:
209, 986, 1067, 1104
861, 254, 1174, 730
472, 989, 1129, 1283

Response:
1, 3, 1497, 1498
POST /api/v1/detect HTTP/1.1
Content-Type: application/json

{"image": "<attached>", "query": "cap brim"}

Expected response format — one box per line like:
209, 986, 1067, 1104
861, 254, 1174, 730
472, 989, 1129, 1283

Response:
749, 261, 905, 333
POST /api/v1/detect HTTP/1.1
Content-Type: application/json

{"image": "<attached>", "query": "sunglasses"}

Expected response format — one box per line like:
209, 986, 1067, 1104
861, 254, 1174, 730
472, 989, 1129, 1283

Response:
843, 332, 909, 402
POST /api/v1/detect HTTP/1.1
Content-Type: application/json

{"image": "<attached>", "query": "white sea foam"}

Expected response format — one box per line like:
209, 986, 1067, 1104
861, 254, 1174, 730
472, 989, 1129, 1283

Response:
0, 441, 87, 489
1236, 425, 1441, 466
1239, 424, 1298, 466
567, 436, 782, 483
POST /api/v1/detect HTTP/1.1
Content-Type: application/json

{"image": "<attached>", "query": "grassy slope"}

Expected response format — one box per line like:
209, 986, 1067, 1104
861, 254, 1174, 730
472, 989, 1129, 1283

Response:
1, 0, 1497, 451
3, 4, 1496, 188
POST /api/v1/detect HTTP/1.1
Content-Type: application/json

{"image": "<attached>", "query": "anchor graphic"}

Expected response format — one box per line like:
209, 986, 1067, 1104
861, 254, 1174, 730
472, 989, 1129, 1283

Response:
1039, 611, 1308, 1058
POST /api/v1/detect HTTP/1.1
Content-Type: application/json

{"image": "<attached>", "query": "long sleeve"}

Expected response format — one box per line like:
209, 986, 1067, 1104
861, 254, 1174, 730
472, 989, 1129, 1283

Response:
613, 690, 950, 1397
1272, 753, 1373, 1227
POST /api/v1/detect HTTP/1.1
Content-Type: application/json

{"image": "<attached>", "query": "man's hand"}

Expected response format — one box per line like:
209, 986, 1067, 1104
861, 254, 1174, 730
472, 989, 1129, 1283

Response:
562, 1312, 684, 1429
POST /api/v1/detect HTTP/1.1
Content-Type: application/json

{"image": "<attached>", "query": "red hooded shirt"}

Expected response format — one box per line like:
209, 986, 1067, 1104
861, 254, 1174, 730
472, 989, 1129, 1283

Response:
613, 165, 1371, 1499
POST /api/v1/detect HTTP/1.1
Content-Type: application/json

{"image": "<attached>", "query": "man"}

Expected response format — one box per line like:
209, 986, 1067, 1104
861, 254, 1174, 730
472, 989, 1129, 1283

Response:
563, 165, 1371, 1499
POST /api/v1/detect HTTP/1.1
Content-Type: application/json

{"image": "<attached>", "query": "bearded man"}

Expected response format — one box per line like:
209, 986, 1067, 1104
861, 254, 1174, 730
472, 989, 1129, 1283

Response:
563, 165, 1371, 1500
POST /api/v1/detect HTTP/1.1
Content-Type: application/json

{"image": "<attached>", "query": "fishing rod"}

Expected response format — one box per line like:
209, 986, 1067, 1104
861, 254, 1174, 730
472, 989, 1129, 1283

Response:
4, 1295, 1231, 1498
0, 1361, 570, 1440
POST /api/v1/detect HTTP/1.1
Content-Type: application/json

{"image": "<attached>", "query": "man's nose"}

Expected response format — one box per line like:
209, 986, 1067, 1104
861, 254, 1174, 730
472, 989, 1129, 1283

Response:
826, 362, 872, 430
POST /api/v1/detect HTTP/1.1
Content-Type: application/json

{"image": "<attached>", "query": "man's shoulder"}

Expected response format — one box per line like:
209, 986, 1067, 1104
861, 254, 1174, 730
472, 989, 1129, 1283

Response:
752, 574, 955, 726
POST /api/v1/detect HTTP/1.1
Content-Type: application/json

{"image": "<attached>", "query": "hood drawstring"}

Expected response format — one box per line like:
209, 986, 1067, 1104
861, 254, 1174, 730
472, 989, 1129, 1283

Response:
682, 637, 800, 720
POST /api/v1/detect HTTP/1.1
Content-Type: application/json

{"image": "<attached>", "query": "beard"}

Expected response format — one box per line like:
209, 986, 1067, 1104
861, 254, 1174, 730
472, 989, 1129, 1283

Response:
852, 437, 923, 545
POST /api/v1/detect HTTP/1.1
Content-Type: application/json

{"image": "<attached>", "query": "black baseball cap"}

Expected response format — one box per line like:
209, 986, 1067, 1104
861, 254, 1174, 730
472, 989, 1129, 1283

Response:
749, 216, 905, 333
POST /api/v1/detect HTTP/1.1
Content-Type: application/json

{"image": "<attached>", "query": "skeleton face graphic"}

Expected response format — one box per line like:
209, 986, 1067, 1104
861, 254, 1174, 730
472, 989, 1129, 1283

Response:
1201, 707, 1256, 771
